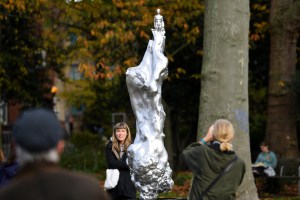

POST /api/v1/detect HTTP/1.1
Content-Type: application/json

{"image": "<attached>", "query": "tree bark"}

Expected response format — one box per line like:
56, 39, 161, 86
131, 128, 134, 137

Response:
266, 0, 300, 159
198, 0, 258, 199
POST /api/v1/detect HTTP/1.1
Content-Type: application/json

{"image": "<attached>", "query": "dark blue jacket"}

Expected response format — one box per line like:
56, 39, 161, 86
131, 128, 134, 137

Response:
0, 161, 18, 187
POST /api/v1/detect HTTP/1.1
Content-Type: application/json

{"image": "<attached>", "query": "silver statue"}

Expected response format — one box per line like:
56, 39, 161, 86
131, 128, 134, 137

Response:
126, 9, 174, 200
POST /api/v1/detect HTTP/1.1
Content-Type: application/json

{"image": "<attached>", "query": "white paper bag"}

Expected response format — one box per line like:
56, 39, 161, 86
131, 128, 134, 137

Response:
104, 169, 120, 190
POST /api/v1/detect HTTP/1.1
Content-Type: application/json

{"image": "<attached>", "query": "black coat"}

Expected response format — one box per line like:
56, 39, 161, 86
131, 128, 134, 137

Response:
105, 141, 136, 200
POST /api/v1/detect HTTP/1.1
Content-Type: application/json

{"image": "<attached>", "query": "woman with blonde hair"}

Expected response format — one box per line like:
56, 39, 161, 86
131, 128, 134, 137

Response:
105, 122, 136, 199
182, 119, 245, 200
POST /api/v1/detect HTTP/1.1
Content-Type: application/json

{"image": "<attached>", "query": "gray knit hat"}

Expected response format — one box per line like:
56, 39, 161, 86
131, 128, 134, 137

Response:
13, 108, 63, 153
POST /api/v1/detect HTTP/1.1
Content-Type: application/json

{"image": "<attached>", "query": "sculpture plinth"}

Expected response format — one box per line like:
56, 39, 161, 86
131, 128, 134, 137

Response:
126, 9, 174, 200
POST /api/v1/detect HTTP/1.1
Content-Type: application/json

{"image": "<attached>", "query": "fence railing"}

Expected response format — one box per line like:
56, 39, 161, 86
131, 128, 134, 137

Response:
1, 131, 13, 159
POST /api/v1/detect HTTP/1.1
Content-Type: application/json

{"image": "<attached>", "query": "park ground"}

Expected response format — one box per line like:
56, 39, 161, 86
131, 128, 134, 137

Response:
98, 171, 300, 200
60, 134, 300, 200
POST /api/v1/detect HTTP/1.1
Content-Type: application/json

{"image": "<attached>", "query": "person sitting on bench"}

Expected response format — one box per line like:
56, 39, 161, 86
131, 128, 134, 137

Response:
252, 141, 277, 177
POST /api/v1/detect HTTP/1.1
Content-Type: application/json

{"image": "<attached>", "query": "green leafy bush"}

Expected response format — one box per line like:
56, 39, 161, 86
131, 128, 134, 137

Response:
60, 131, 108, 178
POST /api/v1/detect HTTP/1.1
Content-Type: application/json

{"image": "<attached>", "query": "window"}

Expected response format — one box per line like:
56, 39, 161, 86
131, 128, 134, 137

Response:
0, 101, 8, 125
70, 64, 83, 80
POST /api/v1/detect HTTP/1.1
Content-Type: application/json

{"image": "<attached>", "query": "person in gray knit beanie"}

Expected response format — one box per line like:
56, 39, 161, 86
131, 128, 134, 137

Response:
0, 108, 109, 200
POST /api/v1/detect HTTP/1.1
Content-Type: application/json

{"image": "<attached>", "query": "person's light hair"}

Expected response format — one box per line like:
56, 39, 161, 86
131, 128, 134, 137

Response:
16, 145, 59, 167
212, 119, 235, 152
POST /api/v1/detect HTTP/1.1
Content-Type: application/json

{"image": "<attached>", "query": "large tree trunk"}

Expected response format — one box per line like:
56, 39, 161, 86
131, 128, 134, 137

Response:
198, 0, 258, 199
266, 0, 300, 159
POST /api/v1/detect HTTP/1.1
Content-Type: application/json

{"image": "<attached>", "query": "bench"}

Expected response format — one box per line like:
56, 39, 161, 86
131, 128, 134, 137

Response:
269, 166, 300, 195
256, 159, 300, 196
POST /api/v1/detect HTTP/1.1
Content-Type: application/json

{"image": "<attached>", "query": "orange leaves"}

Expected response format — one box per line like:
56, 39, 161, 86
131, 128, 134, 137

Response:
167, 171, 192, 198
250, 22, 268, 42
183, 23, 189, 30
176, 67, 186, 74
252, 3, 268, 12
105, 30, 115, 40
278, 80, 286, 88
167, 55, 174, 62
183, 26, 200, 44
0, 0, 26, 19
42, 0, 205, 81
170, 180, 190, 197
112, 0, 124, 8
191, 74, 201, 79
78, 63, 96, 79
113, 65, 123, 75
251, 34, 260, 41
139, 30, 149, 40
254, 21, 268, 30
122, 30, 135, 43
90, 30, 97, 36
78, 63, 110, 80
123, 58, 138, 67
171, 67, 186, 79
196, 50, 203, 56
96, 20, 109, 29
15, 0, 28, 11
78, 59, 126, 80
250, 1, 269, 44
98, 26, 136, 45
113, 0, 145, 9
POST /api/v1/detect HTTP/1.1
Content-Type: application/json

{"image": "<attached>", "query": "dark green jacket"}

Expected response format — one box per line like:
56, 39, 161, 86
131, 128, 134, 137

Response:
182, 142, 245, 200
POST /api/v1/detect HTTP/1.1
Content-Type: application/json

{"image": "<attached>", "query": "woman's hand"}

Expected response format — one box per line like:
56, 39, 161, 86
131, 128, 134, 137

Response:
203, 125, 214, 143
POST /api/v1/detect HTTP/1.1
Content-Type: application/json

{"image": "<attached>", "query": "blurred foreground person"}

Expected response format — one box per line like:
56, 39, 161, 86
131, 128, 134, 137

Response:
182, 119, 245, 200
0, 142, 19, 187
0, 108, 109, 200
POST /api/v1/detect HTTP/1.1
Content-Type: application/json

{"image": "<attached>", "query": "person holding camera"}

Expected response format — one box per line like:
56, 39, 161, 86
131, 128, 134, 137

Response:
182, 119, 245, 200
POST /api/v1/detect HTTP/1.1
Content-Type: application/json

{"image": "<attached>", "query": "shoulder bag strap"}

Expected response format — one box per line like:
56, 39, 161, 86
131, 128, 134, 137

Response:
197, 156, 238, 200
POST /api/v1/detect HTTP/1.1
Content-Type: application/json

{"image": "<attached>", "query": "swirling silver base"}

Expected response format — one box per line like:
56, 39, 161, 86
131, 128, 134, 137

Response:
127, 141, 173, 200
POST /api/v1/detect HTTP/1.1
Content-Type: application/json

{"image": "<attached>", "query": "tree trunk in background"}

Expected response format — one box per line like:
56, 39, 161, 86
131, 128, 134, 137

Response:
163, 100, 174, 169
266, 0, 300, 159
198, 0, 258, 199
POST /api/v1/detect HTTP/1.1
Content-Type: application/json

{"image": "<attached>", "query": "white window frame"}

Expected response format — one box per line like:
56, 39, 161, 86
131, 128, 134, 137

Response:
0, 101, 8, 125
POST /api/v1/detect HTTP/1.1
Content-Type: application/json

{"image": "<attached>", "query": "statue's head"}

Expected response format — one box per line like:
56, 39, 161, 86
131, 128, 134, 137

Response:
154, 8, 164, 31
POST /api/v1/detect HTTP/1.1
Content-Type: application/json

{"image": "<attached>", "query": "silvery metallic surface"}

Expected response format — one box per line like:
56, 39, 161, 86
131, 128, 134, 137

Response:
126, 9, 174, 200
